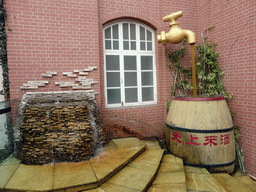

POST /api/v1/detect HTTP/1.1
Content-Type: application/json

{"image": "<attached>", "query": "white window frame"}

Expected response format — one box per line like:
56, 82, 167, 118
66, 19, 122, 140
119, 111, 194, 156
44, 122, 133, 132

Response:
103, 20, 157, 108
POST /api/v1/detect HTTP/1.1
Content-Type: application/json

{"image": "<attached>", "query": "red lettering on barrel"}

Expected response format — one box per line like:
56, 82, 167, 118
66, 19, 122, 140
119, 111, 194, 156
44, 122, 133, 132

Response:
172, 132, 182, 143
186, 135, 200, 145
221, 134, 230, 145
203, 135, 218, 147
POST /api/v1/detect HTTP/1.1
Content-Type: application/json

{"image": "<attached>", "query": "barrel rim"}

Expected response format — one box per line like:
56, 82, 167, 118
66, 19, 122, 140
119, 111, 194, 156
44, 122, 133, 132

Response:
166, 123, 234, 133
172, 96, 225, 101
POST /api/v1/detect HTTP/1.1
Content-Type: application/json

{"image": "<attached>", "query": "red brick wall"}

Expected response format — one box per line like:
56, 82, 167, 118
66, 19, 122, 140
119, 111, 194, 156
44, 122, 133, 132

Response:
98, 0, 198, 139
5, 0, 101, 102
4, 0, 256, 176
196, 0, 256, 176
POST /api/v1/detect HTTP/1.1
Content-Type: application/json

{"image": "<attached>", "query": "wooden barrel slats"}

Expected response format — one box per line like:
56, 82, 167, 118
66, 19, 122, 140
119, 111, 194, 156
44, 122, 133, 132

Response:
165, 96, 235, 173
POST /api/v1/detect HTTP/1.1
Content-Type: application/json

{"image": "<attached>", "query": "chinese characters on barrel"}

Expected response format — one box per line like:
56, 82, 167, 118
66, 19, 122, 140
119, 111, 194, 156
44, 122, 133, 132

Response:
171, 132, 231, 146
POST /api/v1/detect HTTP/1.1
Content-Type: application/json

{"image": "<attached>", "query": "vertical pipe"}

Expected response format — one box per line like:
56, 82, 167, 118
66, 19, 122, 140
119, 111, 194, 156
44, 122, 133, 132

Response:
191, 45, 197, 98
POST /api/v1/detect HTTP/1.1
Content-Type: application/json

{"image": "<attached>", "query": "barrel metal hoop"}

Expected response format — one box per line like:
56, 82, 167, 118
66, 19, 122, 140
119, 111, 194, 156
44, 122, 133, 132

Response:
172, 96, 225, 101
185, 159, 236, 169
166, 123, 234, 133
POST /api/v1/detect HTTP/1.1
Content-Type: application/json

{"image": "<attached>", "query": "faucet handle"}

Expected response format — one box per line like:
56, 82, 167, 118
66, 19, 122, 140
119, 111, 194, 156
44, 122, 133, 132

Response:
163, 11, 183, 26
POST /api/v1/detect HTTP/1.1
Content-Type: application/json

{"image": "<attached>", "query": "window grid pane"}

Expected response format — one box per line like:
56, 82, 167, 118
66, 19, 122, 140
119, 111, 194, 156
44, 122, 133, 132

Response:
130, 24, 136, 40
107, 89, 121, 104
123, 23, 129, 40
107, 72, 120, 87
106, 55, 120, 70
125, 88, 138, 103
105, 27, 111, 39
142, 87, 154, 101
112, 25, 119, 39
104, 22, 155, 107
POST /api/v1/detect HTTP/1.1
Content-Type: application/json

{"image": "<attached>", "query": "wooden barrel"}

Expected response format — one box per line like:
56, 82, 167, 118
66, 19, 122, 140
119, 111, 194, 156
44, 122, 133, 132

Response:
165, 96, 235, 173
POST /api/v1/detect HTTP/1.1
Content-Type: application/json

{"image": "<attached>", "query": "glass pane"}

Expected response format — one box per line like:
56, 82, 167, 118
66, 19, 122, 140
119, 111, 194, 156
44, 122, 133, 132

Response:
112, 25, 118, 39
124, 55, 136, 70
140, 42, 145, 50
105, 40, 111, 49
141, 56, 153, 70
113, 41, 119, 50
125, 72, 137, 86
123, 41, 129, 50
131, 41, 136, 50
140, 26, 145, 40
147, 30, 152, 41
105, 27, 111, 39
130, 24, 136, 40
142, 87, 154, 101
147, 42, 152, 50
107, 72, 120, 87
141, 72, 153, 86
106, 55, 119, 70
123, 23, 129, 40
125, 88, 138, 103
107, 89, 121, 104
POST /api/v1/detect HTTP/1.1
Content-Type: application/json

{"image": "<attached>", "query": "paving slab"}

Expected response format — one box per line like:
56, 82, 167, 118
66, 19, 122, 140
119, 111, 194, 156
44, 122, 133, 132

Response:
100, 140, 118, 150
53, 160, 97, 190
1, 156, 21, 166
235, 176, 256, 186
5, 163, 54, 191
101, 182, 141, 192
212, 173, 253, 192
105, 148, 164, 191
232, 169, 248, 177
90, 145, 145, 183
112, 137, 142, 148
158, 162, 184, 172
161, 154, 183, 164
184, 165, 205, 174
0, 163, 20, 189
140, 138, 161, 149
82, 187, 106, 192
128, 161, 159, 172
235, 176, 256, 192
148, 154, 186, 192
152, 172, 186, 184
130, 149, 164, 165
147, 183, 187, 192
232, 169, 256, 191
106, 166, 156, 191
95, 145, 145, 160
185, 166, 226, 192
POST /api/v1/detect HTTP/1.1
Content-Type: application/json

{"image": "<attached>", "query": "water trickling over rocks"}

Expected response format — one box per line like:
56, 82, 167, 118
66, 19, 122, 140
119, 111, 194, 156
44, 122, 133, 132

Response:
14, 91, 105, 165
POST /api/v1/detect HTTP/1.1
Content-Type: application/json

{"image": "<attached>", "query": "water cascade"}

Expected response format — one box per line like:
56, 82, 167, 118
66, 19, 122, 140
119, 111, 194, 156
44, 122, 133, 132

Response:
14, 91, 105, 165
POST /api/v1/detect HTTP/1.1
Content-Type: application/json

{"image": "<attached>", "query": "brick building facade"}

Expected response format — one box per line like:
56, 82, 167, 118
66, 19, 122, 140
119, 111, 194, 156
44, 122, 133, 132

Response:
4, 0, 256, 176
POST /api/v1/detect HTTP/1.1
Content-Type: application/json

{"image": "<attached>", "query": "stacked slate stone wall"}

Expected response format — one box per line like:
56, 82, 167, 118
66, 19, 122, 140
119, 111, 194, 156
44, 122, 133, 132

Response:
15, 91, 105, 165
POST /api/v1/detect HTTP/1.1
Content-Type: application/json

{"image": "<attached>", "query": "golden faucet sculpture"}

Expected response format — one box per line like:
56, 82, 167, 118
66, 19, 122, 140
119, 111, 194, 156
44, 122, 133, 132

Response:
158, 11, 197, 98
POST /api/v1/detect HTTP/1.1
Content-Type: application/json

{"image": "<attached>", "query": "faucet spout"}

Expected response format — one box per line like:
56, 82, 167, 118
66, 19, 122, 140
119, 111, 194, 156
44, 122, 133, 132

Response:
157, 26, 196, 45
183, 29, 196, 45
157, 11, 196, 45
157, 11, 197, 98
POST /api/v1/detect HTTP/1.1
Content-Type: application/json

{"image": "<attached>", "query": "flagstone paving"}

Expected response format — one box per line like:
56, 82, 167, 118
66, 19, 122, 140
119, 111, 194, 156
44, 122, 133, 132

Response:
1, 137, 255, 192
0, 138, 146, 192
232, 169, 256, 191
147, 154, 186, 192
185, 166, 227, 192
212, 173, 253, 192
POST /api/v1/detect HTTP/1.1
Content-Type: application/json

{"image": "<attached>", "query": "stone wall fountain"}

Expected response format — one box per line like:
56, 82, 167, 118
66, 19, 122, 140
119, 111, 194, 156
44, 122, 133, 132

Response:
14, 91, 105, 165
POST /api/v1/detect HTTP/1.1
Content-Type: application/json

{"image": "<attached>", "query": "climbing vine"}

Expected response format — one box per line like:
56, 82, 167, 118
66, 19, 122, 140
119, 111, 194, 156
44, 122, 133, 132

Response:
0, 0, 10, 100
166, 25, 244, 170
0, 0, 14, 164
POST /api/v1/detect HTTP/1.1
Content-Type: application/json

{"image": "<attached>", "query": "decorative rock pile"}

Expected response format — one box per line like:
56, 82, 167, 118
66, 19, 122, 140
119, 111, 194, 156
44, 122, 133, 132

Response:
15, 91, 105, 165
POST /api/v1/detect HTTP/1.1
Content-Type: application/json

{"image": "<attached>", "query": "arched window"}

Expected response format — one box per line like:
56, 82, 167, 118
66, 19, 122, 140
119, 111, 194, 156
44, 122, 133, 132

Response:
103, 20, 157, 107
